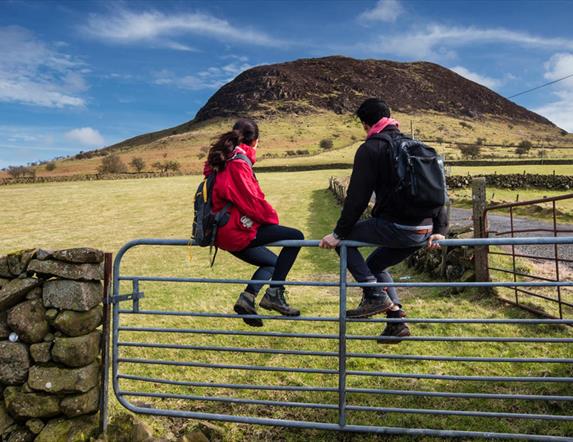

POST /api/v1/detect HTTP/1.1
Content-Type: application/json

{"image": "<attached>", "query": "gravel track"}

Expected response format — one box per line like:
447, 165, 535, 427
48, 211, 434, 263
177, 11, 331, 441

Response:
450, 208, 573, 269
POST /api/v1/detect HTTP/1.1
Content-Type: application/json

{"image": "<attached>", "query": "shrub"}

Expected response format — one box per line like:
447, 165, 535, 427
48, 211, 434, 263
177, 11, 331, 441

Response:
515, 140, 533, 157
152, 160, 181, 172
130, 157, 146, 172
458, 144, 481, 159
475, 137, 486, 146
319, 138, 333, 149
45, 161, 57, 171
459, 121, 473, 130
98, 154, 127, 174
6, 166, 35, 178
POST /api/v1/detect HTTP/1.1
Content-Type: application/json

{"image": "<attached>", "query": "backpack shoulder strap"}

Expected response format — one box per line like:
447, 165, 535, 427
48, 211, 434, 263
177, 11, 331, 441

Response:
230, 153, 253, 168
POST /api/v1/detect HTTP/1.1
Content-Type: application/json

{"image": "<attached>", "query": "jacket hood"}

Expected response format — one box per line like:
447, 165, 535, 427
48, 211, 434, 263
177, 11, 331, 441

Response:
203, 143, 257, 176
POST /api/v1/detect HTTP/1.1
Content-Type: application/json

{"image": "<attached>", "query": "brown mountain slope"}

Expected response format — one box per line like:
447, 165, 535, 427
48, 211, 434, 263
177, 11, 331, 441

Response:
194, 56, 553, 124
105, 56, 555, 153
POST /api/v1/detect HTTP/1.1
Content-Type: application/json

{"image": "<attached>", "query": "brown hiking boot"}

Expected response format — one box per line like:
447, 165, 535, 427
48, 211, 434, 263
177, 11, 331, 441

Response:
377, 322, 411, 344
233, 292, 263, 327
259, 287, 300, 316
346, 290, 393, 318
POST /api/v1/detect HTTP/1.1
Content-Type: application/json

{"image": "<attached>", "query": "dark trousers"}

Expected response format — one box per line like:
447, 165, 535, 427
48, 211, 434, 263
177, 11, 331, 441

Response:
337, 217, 430, 306
232, 224, 304, 294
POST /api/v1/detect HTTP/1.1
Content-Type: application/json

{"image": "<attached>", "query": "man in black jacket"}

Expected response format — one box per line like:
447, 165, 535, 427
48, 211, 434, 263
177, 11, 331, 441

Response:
320, 98, 448, 343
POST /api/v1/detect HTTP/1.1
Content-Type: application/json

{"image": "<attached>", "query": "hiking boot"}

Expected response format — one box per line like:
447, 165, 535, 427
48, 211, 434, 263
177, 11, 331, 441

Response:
259, 287, 300, 316
346, 288, 393, 318
233, 292, 263, 327
377, 322, 411, 344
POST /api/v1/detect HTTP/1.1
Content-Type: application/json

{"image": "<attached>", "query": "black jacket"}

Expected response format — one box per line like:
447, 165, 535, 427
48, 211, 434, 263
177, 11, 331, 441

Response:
333, 127, 448, 239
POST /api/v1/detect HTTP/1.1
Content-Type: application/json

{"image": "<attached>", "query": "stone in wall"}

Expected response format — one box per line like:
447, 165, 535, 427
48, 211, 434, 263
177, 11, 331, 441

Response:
0, 256, 12, 278
28, 259, 104, 281
0, 311, 9, 339
25, 419, 45, 435
52, 331, 101, 368
35, 415, 98, 442
53, 305, 103, 337
60, 387, 99, 417
0, 278, 40, 311
43, 280, 102, 312
52, 248, 104, 264
3, 387, 60, 419
7, 299, 49, 343
30, 343, 52, 364
0, 342, 30, 385
7, 250, 36, 277
28, 362, 99, 394
0, 403, 14, 434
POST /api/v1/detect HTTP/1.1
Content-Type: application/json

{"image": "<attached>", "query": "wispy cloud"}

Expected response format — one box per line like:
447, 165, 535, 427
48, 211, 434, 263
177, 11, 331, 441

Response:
153, 60, 253, 91
450, 66, 502, 90
64, 127, 104, 146
358, 0, 404, 23
82, 7, 285, 50
0, 26, 87, 108
534, 53, 573, 131
364, 25, 573, 60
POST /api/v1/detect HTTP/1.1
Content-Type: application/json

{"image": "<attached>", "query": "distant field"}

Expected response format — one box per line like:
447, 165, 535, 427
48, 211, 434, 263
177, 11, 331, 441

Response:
449, 164, 573, 176
2, 172, 572, 440
5, 108, 572, 179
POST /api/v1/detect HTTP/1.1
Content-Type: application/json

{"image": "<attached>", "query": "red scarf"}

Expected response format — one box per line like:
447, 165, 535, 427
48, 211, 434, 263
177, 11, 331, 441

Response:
366, 117, 400, 139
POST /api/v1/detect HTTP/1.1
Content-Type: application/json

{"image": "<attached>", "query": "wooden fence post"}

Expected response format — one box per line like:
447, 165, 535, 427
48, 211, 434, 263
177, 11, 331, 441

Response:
472, 177, 490, 283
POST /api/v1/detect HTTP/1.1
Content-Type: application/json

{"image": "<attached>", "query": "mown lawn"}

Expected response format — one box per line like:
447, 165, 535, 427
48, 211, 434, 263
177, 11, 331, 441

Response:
1, 172, 572, 441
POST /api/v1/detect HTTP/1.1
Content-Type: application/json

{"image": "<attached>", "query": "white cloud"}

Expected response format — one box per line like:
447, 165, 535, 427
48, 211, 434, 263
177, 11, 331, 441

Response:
359, 0, 404, 23
450, 66, 502, 89
533, 53, 573, 132
65, 127, 104, 146
0, 26, 86, 108
82, 7, 284, 50
153, 61, 253, 91
367, 24, 573, 60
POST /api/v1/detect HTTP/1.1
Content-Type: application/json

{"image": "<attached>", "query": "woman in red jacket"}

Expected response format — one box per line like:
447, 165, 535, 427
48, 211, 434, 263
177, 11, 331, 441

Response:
205, 118, 304, 327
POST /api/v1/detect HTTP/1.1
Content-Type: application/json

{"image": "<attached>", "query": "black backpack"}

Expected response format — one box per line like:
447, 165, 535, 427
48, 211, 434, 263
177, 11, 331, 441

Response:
377, 132, 448, 213
192, 153, 253, 262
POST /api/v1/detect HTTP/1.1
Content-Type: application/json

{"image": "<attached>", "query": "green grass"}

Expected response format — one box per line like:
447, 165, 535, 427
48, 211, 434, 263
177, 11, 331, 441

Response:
1, 172, 572, 441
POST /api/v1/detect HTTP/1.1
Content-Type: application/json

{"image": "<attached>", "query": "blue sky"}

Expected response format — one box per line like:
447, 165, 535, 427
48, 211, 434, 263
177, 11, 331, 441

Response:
2, 0, 573, 168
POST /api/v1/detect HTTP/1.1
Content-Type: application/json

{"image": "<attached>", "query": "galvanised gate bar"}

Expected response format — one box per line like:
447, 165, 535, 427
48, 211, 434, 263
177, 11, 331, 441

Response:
109, 238, 573, 441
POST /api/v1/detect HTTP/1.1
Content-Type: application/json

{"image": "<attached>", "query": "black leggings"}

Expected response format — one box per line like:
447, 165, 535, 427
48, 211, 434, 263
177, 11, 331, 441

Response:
232, 224, 304, 294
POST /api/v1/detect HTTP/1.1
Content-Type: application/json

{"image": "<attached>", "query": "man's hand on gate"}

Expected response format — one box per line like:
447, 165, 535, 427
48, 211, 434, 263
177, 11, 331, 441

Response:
427, 234, 445, 250
320, 233, 340, 249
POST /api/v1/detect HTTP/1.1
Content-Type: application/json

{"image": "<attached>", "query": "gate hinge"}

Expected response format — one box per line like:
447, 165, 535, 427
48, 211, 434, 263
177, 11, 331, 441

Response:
110, 291, 144, 305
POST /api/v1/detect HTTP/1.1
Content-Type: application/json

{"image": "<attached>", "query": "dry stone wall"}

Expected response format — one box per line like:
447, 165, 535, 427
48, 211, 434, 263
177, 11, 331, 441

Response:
0, 248, 105, 442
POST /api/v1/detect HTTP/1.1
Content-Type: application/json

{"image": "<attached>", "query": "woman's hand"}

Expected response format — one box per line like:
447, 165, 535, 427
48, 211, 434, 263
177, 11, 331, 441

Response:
320, 233, 340, 249
427, 234, 445, 250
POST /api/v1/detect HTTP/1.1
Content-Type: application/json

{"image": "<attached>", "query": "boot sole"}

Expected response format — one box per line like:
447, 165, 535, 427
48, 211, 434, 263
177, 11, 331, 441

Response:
259, 301, 300, 317
377, 329, 411, 345
346, 302, 394, 319
233, 304, 263, 327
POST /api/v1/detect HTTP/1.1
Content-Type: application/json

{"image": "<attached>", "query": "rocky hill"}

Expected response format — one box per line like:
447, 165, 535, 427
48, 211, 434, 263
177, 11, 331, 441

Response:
194, 56, 552, 124
105, 56, 554, 152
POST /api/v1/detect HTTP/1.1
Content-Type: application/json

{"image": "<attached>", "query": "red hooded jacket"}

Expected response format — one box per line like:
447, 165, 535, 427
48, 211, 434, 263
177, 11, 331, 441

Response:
203, 143, 279, 252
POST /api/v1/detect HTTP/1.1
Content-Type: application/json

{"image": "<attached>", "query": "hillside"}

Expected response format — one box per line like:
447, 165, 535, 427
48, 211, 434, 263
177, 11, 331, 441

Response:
7, 56, 573, 178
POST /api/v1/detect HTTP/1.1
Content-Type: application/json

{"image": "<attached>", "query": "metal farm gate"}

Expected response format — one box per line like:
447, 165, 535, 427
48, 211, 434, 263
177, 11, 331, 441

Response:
106, 238, 573, 440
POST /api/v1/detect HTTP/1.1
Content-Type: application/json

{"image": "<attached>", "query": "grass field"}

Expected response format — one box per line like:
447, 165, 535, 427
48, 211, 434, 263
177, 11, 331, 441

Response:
6, 108, 573, 179
1, 172, 572, 441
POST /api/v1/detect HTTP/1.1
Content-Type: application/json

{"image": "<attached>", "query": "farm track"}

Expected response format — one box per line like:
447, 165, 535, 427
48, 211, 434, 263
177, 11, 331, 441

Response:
451, 208, 573, 269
